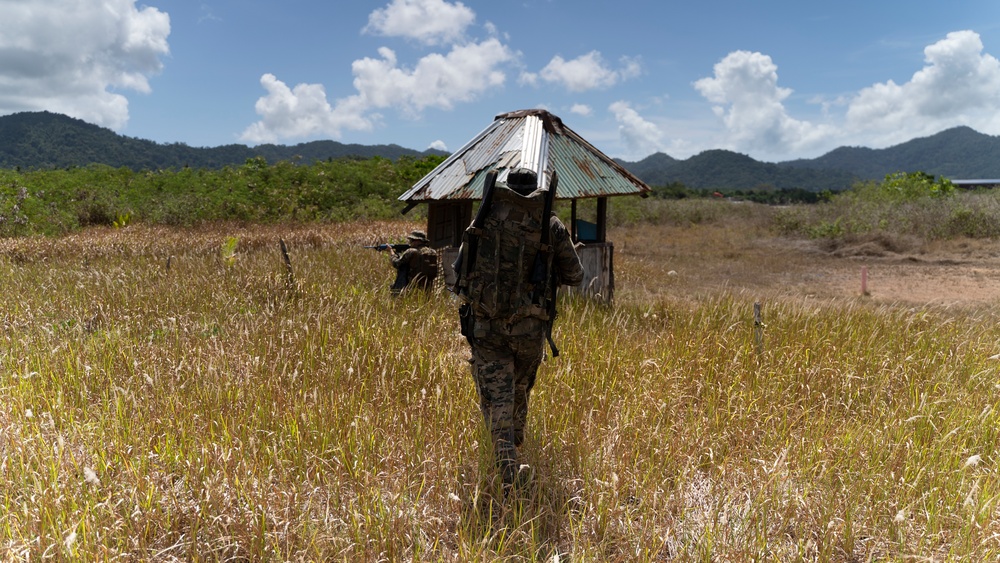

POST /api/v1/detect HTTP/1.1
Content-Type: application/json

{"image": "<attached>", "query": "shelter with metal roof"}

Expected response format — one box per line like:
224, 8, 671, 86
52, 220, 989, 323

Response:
399, 109, 651, 300
952, 179, 1000, 189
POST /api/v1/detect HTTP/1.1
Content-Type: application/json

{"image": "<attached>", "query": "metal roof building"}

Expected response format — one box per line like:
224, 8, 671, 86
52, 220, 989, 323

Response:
952, 179, 1000, 189
400, 109, 651, 300
400, 109, 650, 204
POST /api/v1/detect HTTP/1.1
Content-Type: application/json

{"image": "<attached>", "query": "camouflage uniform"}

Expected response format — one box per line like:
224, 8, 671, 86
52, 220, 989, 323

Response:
465, 192, 584, 485
390, 231, 439, 293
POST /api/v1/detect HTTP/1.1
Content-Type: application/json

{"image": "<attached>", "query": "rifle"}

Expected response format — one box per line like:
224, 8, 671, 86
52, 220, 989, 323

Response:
531, 170, 560, 357
453, 169, 498, 341
364, 243, 409, 253
365, 242, 410, 295
452, 169, 498, 297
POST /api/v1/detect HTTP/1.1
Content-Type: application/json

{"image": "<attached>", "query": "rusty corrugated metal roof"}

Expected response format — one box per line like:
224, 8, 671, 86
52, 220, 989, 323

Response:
399, 109, 651, 202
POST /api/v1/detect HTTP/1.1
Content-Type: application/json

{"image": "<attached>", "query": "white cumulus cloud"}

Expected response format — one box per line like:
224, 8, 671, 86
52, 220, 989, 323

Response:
242, 38, 514, 143
364, 0, 475, 46
694, 50, 829, 157
845, 30, 1000, 145
527, 51, 641, 93
609, 101, 664, 158
570, 104, 592, 117
352, 40, 513, 113
240, 74, 374, 144
690, 31, 1000, 159
0, 0, 170, 129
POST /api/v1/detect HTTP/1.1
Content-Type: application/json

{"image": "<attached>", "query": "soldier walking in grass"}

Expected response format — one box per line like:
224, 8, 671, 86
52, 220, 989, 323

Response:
452, 168, 584, 489
388, 230, 439, 295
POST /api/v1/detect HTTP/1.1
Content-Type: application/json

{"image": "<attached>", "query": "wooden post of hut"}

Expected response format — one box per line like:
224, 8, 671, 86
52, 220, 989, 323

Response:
570, 196, 614, 301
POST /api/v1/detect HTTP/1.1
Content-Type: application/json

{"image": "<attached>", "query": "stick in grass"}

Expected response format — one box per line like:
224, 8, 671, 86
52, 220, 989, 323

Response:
280, 238, 294, 287
753, 301, 764, 355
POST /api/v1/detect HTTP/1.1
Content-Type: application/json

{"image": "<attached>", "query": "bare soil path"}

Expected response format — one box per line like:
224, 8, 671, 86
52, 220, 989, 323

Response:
613, 224, 1000, 310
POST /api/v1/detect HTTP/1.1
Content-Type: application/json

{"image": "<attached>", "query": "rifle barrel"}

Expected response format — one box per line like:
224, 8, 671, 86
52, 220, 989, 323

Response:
455, 169, 498, 294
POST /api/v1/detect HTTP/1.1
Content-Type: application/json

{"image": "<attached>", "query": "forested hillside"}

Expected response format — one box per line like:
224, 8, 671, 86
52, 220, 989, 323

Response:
620, 150, 858, 192
618, 126, 1000, 191
0, 111, 445, 170
779, 126, 1000, 179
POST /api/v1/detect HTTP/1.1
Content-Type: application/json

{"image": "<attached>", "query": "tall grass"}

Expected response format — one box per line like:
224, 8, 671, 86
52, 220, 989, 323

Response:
1, 220, 1000, 560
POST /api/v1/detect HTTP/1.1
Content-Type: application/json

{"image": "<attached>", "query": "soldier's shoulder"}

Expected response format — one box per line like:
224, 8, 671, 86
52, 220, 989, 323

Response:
549, 216, 571, 237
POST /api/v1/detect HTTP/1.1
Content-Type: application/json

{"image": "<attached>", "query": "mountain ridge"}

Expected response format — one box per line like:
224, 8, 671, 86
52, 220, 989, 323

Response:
0, 111, 447, 171
618, 125, 1000, 191
3, 111, 999, 192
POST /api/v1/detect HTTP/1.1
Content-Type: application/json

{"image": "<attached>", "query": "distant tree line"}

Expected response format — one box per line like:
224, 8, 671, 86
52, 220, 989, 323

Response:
649, 180, 836, 204
0, 155, 445, 236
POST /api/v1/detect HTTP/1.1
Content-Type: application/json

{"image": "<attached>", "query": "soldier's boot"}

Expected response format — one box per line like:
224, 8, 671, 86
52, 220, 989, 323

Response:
513, 379, 535, 450
496, 436, 532, 493
512, 428, 524, 449
495, 437, 518, 487
512, 403, 527, 449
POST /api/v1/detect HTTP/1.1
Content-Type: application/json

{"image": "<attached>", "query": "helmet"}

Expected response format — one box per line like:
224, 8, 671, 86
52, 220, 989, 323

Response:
506, 168, 538, 194
406, 230, 429, 243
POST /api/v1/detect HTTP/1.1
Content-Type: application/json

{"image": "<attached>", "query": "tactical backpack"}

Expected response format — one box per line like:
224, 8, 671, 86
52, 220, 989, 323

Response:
464, 184, 549, 321
411, 247, 440, 288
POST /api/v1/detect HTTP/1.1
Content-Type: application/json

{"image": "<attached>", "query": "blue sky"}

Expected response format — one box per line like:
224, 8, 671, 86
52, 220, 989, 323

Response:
2, 1, 999, 162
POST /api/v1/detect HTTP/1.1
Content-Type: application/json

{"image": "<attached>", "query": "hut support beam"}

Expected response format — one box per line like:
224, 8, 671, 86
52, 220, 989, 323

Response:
596, 197, 607, 243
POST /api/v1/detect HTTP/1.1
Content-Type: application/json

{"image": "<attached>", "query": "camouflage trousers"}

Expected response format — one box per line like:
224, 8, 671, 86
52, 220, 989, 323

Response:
468, 316, 546, 473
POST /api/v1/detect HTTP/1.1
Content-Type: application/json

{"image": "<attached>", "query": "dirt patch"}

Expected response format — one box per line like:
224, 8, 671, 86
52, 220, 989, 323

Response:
613, 224, 1000, 310
817, 236, 1000, 307
839, 255, 1000, 308
817, 232, 923, 259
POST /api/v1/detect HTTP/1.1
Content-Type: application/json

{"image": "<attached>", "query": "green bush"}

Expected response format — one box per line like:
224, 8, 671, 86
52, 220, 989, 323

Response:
808, 219, 844, 239
769, 171, 1000, 242
851, 171, 956, 203
940, 202, 1000, 238
0, 156, 444, 236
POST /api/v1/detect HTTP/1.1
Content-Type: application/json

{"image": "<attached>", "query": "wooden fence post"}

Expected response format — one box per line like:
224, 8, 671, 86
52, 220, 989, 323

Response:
753, 301, 764, 355
279, 238, 294, 288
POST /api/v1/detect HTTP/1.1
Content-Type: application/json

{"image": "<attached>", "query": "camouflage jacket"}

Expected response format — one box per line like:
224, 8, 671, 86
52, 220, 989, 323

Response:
468, 184, 584, 325
392, 246, 439, 287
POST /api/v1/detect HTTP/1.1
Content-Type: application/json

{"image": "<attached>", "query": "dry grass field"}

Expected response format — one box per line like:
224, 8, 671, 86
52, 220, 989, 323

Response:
2, 211, 1000, 561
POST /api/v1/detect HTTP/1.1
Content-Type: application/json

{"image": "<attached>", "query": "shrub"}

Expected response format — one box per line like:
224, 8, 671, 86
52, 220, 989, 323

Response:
772, 172, 1000, 242
857, 171, 956, 202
